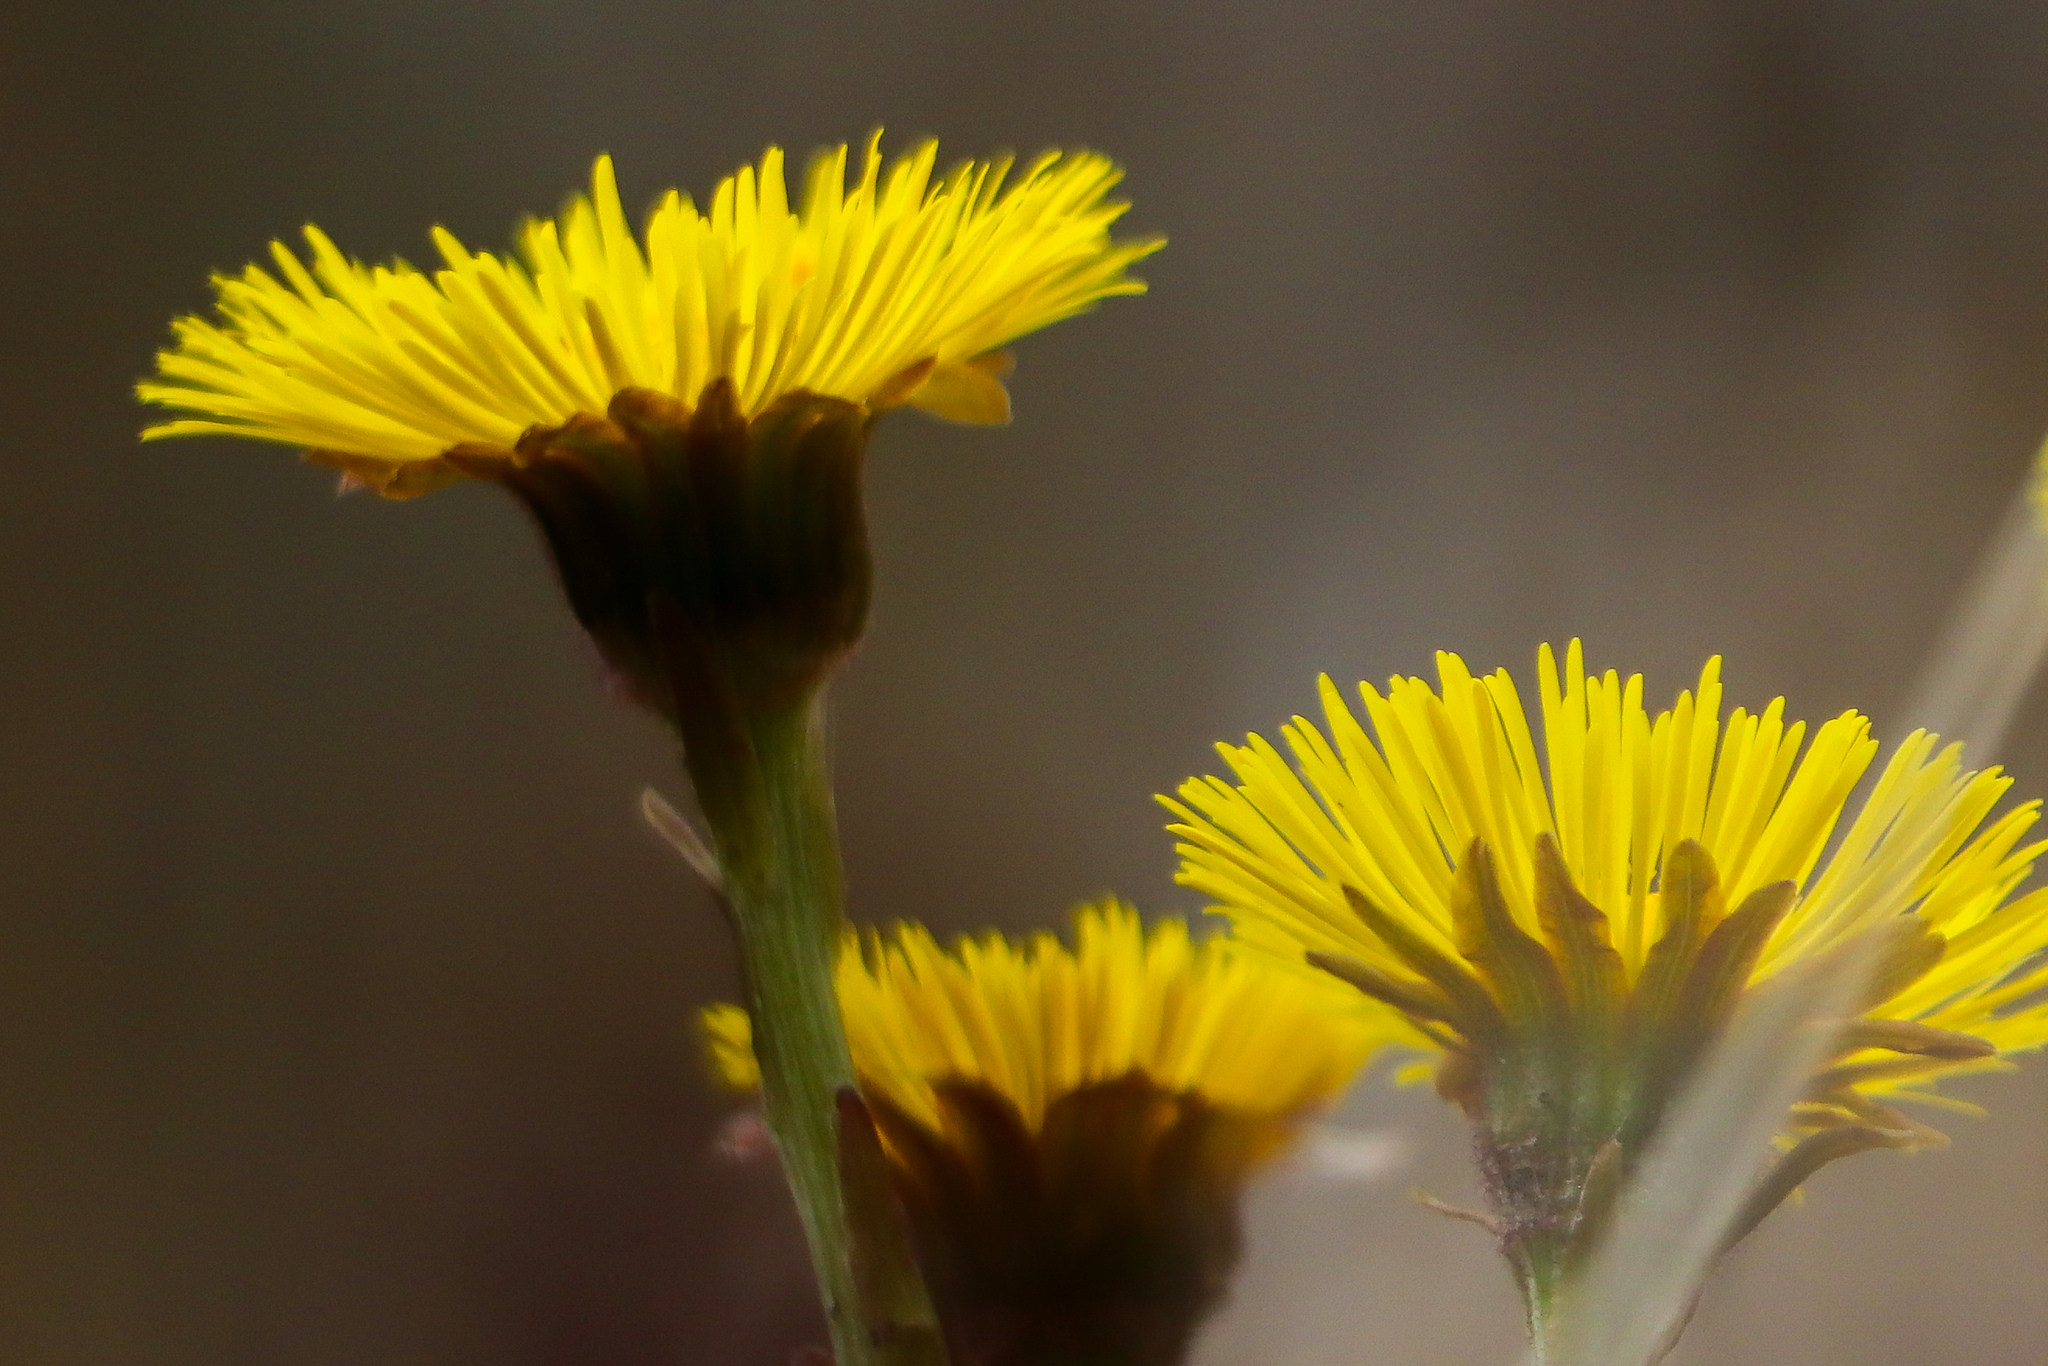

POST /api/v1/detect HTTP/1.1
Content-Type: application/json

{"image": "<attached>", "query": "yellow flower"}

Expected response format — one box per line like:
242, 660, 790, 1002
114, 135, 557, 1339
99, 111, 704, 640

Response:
138, 136, 1160, 722
138, 135, 1161, 496
704, 902, 1378, 1366
1164, 642, 2048, 1319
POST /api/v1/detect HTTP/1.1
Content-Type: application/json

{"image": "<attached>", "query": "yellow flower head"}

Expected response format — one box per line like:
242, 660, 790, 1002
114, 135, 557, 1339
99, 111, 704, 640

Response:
1165, 642, 2048, 1302
705, 899, 1375, 1143
138, 135, 1161, 496
704, 902, 1378, 1366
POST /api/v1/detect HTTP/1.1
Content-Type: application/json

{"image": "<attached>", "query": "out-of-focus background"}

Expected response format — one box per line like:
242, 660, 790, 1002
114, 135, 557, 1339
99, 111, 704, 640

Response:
5, 3, 2048, 1363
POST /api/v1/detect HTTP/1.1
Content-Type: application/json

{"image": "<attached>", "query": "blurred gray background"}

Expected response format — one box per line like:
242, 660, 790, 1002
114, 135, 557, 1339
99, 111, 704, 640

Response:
5, 2, 2048, 1362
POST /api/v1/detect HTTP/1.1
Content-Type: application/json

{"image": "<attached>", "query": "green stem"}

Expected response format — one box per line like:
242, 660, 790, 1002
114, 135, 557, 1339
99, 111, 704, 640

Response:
691, 692, 944, 1366
1520, 1244, 1563, 1366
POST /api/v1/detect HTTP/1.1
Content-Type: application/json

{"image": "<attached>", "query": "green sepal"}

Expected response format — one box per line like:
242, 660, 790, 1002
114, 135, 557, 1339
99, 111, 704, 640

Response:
1452, 839, 1570, 1042
1307, 949, 1464, 1042
1670, 880, 1796, 1039
1531, 834, 1626, 1052
1719, 1122, 1915, 1255
1652, 879, 1799, 1101
1342, 884, 1509, 1049
456, 378, 875, 728
1826, 1018, 1996, 1062
1624, 840, 1725, 1077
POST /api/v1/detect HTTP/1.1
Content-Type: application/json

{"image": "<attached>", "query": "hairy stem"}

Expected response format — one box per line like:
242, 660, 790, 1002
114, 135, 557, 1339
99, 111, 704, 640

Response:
693, 694, 945, 1366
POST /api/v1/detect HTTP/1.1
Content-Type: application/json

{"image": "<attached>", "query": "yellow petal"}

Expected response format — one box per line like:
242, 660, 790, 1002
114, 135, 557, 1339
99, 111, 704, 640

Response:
905, 352, 1015, 425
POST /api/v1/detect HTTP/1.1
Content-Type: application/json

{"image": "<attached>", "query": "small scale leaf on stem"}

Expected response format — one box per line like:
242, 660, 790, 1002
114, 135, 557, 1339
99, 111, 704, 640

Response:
641, 785, 725, 891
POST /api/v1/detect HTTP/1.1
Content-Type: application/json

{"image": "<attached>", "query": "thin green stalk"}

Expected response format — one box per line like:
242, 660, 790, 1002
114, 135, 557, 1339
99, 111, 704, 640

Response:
1518, 1243, 1563, 1366
692, 693, 945, 1366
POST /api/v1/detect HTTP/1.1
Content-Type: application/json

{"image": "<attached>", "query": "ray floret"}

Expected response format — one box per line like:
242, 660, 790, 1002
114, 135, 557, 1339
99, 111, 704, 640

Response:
139, 135, 1161, 495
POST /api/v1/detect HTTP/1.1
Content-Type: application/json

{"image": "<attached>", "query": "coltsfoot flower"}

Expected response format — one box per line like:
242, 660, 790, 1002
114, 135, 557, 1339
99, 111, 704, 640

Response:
1164, 642, 2048, 1328
139, 136, 1158, 491
704, 903, 1380, 1366
138, 137, 1160, 718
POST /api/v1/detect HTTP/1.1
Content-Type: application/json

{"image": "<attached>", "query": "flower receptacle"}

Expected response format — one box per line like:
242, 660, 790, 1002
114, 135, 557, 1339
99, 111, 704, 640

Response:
868, 1074, 1254, 1366
449, 377, 873, 741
